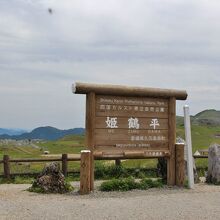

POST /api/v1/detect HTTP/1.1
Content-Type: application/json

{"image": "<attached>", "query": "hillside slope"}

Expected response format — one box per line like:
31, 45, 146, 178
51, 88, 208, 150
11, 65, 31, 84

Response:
176, 109, 220, 127
192, 109, 220, 126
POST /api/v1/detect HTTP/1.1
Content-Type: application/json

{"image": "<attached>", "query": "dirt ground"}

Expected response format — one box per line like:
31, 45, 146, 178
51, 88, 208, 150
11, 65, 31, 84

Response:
0, 182, 220, 220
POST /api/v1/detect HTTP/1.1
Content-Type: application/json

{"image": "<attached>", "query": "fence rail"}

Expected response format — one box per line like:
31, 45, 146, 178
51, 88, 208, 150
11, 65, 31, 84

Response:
193, 155, 208, 159
0, 153, 209, 179
0, 154, 81, 178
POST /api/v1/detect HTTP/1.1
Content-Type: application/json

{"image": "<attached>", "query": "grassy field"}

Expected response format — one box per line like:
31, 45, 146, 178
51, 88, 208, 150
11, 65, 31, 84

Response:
0, 135, 85, 175
1, 125, 220, 175
177, 124, 220, 168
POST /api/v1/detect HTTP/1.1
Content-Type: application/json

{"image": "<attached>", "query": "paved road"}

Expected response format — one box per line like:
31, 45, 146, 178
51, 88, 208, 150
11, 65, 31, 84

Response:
0, 183, 220, 220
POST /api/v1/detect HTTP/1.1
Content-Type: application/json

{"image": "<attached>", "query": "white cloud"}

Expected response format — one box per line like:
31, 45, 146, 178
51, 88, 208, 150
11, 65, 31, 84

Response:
0, 0, 220, 128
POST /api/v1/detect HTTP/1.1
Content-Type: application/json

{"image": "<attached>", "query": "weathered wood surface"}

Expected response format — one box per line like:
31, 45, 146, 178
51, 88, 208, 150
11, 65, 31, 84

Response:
86, 92, 96, 191
175, 144, 185, 187
93, 95, 170, 152
80, 150, 91, 195
3, 155, 10, 179
96, 95, 169, 106
94, 141, 168, 150
167, 97, 176, 186
62, 154, 68, 177
73, 82, 188, 100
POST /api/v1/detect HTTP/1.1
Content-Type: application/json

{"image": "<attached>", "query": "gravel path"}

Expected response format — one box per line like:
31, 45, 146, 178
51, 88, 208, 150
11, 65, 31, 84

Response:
0, 182, 220, 220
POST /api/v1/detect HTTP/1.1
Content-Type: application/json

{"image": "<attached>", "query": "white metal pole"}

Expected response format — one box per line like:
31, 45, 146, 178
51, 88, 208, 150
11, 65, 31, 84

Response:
184, 105, 194, 189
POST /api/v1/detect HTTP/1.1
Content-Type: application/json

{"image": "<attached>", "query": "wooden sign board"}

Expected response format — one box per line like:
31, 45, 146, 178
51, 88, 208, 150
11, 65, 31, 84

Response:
73, 82, 187, 188
95, 95, 169, 155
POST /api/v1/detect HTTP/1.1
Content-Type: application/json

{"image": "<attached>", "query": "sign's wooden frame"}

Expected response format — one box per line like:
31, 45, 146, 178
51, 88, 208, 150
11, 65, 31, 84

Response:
73, 82, 187, 190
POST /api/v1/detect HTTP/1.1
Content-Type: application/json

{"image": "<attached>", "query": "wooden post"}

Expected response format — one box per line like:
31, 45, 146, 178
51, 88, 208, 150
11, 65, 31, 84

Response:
115, 159, 121, 166
175, 144, 185, 187
80, 150, 91, 195
3, 155, 10, 179
167, 97, 176, 186
62, 154, 68, 177
86, 92, 96, 191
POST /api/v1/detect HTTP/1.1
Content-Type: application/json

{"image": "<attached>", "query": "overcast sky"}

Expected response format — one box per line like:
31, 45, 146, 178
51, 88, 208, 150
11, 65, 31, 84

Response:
0, 0, 220, 130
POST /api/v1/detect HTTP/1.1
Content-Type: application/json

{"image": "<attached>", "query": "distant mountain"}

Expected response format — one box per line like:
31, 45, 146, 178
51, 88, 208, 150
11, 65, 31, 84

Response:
0, 126, 85, 140
177, 109, 220, 126
192, 109, 220, 126
0, 128, 28, 136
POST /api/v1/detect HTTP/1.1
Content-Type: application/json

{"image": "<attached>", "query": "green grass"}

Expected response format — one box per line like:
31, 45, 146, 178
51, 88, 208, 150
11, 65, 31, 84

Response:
0, 176, 34, 184
0, 135, 84, 175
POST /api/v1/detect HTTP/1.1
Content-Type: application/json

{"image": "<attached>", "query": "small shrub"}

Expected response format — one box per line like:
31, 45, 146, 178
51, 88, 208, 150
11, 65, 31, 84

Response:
139, 178, 163, 190
95, 163, 129, 179
100, 177, 138, 191
95, 162, 107, 179
197, 167, 207, 178
100, 177, 163, 192
95, 162, 157, 180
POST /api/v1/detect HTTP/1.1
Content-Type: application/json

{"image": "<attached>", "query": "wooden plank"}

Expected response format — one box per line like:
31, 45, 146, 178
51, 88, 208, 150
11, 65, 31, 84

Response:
96, 95, 169, 106
95, 128, 168, 135
73, 82, 188, 100
167, 97, 176, 186
93, 150, 170, 159
86, 92, 96, 191
95, 117, 168, 129
96, 111, 168, 118
95, 129, 168, 137
193, 155, 208, 159
80, 150, 91, 195
95, 134, 168, 144
10, 158, 63, 162
175, 144, 185, 187
94, 142, 169, 150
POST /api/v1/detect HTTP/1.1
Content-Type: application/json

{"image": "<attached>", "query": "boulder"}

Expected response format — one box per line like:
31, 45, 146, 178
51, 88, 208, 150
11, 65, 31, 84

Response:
207, 143, 220, 184
29, 162, 72, 193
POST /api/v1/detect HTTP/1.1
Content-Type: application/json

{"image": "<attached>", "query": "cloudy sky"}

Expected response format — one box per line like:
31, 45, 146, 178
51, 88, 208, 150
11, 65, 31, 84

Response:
0, 0, 220, 130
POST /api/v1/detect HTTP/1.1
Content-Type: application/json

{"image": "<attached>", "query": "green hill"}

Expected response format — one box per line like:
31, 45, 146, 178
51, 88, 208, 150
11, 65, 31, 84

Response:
192, 109, 220, 126
176, 109, 220, 127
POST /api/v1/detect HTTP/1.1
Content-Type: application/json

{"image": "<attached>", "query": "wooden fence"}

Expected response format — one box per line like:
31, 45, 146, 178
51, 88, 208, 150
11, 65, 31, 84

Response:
0, 153, 208, 179
0, 154, 81, 179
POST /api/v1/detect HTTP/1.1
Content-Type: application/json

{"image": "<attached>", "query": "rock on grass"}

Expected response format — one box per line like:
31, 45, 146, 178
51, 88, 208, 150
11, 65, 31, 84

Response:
28, 162, 73, 194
